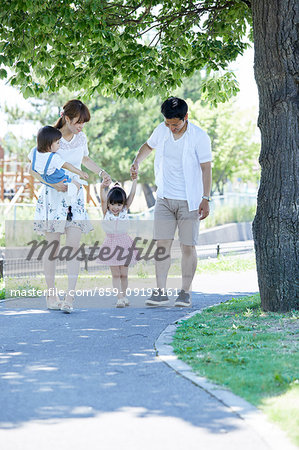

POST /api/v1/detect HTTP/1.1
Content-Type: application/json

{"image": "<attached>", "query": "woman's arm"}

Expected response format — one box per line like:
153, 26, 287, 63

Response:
82, 156, 111, 183
62, 162, 89, 180
126, 179, 137, 209
29, 164, 67, 192
99, 181, 109, 215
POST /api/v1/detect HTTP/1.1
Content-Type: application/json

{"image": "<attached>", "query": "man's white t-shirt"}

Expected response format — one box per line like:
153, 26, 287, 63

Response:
147, 121, 212, 211
28, 149, 65, 175
163, 133, 187, 200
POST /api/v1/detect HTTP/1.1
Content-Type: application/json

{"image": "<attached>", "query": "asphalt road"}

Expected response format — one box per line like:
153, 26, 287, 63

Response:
0, 271, 282, 450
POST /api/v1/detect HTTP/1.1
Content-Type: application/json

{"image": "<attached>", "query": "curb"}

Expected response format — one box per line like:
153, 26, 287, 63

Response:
155, 308, 297, 450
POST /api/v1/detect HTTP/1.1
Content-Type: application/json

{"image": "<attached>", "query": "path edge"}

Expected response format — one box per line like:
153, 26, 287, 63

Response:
155, 307, 297, 450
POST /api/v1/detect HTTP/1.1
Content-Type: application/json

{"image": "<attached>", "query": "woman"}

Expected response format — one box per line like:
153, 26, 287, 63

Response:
29, 99, 111, 313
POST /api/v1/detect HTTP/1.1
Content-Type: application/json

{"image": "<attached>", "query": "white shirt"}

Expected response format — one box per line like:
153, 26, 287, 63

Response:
28, 148, 65, 175
57, 132, 89, 171
163, 133, 187, 200
147, 121, 212, 211
28, 131, 89, 176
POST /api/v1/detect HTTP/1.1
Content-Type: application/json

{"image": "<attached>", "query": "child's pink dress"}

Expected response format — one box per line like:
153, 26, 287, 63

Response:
97, 208, 138, 267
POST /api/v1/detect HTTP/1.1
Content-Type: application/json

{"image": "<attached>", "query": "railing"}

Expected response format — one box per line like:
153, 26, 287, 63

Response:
1, 240, 254, 279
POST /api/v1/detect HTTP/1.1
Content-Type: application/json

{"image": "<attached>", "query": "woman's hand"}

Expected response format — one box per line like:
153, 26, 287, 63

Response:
53, 180, 68, 192
101, 177, 111, 188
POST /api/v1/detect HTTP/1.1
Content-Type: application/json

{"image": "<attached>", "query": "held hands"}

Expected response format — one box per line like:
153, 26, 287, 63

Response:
130, 161, 139, 180
101, 177, 111, 188
99, 170, 112, 185
53, 180, 68, 192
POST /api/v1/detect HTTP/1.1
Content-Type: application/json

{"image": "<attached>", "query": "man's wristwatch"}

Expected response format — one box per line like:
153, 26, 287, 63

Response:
202, 195, 212, 202
98, 169, 104, 177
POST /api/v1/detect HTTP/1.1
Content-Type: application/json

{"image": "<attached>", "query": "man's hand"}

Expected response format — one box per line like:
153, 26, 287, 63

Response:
130, 161, 139, 180
198, 199, 210, 220
53, 180, 68, 192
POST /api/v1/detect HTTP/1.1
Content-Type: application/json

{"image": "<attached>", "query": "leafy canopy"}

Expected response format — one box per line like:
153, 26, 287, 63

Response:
0, 0, 251, 99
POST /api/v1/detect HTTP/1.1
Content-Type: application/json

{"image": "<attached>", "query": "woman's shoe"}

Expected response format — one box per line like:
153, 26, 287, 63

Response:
46, 295, 62, 310
61, 294, 74, 314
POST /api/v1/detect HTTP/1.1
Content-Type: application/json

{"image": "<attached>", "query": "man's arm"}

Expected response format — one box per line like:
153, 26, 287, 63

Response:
29, 164, 67, 192
198, 161, 212, 220
130, 142, 153, 179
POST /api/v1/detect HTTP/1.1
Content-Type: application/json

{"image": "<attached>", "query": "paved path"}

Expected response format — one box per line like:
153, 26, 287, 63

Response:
0, 271, 291, 450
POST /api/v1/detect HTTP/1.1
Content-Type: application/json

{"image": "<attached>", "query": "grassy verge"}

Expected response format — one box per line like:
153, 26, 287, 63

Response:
172, 294, 299, 446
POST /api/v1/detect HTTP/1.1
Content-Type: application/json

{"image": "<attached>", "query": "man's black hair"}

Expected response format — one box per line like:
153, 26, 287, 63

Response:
161, 97, 188, 120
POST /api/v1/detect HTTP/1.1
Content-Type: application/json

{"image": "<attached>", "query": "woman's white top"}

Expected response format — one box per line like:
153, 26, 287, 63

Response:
57, 132, 89, 170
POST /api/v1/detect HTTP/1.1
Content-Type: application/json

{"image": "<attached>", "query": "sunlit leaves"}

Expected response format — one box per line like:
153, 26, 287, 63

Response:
0, 0, 251, 100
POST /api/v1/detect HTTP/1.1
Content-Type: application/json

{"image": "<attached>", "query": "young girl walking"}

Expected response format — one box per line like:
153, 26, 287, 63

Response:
98, 179, 138, 308
29, 126, 89, 204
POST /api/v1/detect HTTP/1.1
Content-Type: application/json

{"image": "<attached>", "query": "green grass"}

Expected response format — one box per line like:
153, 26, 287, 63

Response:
196, 253, 256, 273
172, 294, 299, 445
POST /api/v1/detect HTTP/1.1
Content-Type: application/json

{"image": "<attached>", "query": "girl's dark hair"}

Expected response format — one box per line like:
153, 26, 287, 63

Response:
161, 97, 188, 120
107, 184, 127, 205
54, 99, 91, 129
37, 126, 62, 153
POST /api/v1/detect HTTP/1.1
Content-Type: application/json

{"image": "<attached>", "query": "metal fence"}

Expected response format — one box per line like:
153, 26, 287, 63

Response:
2, 241, 254, 279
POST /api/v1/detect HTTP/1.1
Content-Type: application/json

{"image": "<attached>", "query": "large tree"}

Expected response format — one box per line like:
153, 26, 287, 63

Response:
0, 0, 297, 311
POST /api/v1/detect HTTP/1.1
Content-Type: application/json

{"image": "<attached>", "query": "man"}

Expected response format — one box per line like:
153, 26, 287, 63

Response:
130, 97, 212, 307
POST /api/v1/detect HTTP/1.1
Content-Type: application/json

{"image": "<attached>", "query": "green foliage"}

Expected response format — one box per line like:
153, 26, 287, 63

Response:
189, 101, 260, 194
2, 131, 35, 161
203, 203, 257, 228
0, 0, 251, 100
2, 75, 259, 188
85, 95, 159, 183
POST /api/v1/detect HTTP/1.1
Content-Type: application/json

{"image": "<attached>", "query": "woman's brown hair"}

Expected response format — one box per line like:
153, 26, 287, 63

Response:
54, 99, 91, 129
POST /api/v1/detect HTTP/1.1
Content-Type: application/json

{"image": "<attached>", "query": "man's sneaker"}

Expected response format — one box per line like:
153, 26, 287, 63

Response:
175, 290, 192, 307
145, 288, 170, 306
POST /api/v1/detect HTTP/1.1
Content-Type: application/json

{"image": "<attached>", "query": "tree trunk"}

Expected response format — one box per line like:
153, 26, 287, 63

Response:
251, 0, 299, 311
142, 183, 156, 208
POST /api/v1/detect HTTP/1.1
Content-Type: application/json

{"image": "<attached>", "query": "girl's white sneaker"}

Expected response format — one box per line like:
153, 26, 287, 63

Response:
123, 297, 130, 306
116, 298, 125, 308
61, 294, 74, 314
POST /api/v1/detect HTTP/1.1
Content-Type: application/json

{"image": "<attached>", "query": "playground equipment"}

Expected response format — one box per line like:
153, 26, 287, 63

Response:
0, 158, 99, 213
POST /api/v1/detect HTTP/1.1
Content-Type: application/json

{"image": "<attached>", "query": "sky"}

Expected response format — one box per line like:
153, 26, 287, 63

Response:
0, 47, 259, 140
